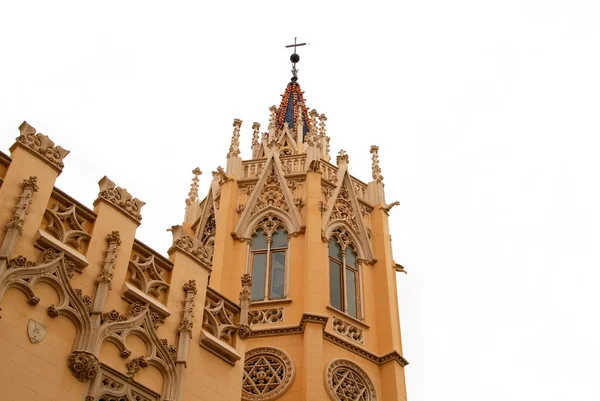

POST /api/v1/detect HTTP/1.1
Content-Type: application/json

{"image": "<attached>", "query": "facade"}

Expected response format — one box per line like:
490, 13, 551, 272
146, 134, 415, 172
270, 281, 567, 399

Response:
0, 75, 408, 401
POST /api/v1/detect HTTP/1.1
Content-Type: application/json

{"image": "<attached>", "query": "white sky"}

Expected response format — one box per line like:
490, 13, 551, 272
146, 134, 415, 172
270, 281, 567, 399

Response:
1, 1, 599, 400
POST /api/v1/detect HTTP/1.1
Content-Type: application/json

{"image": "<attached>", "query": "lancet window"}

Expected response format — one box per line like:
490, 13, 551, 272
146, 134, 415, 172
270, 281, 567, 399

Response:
249, 215, 289, 301
328, 229, 361, 319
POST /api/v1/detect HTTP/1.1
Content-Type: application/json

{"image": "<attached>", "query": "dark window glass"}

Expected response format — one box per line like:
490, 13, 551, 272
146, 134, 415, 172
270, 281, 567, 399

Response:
346, 269, 357, 318
251, 229, 268, 250
329, 239, 342, 259
272, 228, 288, 249
329, 260, 342, 310
270, 251, 285, 299
346, 245, 357, 268
251, 253, 267, 301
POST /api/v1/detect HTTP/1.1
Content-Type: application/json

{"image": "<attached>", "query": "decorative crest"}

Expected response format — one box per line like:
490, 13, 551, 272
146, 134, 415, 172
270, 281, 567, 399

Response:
97, 176, 145, 223
14, 121, 70, 172
336, 149, 349, 165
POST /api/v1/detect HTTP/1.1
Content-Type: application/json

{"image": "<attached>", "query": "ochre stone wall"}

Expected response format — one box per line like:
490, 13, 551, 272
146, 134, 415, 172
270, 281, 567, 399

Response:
0, 119, 408, 401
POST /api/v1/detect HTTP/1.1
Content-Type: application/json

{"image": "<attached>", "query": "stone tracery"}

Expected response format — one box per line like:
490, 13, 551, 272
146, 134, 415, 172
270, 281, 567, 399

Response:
241, 347, 295, 401
325, 359, 377, 401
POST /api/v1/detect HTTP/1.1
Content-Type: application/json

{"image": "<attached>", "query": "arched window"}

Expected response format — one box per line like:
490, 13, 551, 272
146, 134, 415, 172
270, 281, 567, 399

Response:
250, 215, 289, 302
328, 230, 361, 319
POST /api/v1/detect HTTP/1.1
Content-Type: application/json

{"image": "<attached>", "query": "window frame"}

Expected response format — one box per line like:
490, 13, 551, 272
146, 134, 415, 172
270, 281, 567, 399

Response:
248, 217, 290, 302
328, 233, 363, 320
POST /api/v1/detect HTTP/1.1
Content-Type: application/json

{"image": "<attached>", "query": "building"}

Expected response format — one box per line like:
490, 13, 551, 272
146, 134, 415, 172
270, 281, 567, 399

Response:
0, 53, 409, 400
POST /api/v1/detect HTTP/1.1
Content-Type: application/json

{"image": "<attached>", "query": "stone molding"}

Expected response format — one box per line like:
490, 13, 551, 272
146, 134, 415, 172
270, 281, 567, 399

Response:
11, 121, 70, 172
95, 176, 145, 224
241, 347, 295, 401
323, 331, 409, 367
324, 358, 377, 401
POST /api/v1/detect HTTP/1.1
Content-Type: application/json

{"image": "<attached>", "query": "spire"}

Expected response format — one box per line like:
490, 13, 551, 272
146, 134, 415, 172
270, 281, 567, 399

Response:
276, 82, 311, 139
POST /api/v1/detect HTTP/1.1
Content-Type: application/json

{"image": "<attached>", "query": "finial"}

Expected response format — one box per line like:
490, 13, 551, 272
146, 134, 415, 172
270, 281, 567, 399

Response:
251, 122, 260, 147
228, 119, 242, 158
370, 145, 383, 183
187, 168, 202, 205
336, 149, 349, 165
285, 37, 308, 82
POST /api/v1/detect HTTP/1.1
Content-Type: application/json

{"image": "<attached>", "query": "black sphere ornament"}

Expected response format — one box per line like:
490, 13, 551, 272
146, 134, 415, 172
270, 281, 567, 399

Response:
290, 53, 300, 63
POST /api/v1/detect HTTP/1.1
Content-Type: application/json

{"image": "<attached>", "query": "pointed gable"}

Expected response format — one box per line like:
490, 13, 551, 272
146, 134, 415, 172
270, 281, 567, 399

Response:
233, 152, 303, 240
195, 185, 218, 249
322, 165, 376, 263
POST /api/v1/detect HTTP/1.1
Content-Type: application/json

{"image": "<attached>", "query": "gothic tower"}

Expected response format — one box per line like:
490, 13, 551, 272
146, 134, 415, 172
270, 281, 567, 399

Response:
0, 49, 408, 401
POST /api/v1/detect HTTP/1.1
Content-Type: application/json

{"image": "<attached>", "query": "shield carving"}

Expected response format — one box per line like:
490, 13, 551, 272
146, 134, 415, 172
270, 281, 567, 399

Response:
27, 319, 46, 344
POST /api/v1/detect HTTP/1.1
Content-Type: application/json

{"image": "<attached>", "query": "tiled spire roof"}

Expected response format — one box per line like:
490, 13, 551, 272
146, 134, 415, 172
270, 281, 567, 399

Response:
276, 82, 310, 139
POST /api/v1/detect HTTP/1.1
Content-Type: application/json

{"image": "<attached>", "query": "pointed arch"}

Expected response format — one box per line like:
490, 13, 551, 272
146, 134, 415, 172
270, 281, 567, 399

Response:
322, 166, 375, 263
233, 152, 303, 241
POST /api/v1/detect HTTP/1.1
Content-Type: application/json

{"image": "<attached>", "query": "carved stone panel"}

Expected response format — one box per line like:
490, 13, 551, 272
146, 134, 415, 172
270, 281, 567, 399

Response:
27, 319, 46, 343
248, 308, 284, 325
324, 359, 377, 401
332, 317, 364, 344
242, 347, 295, 401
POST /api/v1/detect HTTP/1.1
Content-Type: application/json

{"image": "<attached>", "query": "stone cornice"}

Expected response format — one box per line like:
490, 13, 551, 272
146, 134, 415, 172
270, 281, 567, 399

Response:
247, 312, 328, 338
245, 313, 409, 367
0, 151, 11, 167
323, 331, 409, 367
10, 121, 70, 173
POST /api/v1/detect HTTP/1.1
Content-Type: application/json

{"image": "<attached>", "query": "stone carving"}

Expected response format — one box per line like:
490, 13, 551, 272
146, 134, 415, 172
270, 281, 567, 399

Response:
325, 359, 377, 401
100, 375, 124, 391
75, 289, 93, 312
102, 310, 127, 323
238, 273, 252, 339
161, 339, 177, 361
27, 319, 46, 343
370, 145, 383, 183
8, 255, 36, 268
251, 122, 261, 149
0, 176, 38, 259
228, 119, 242, 158
169, 225, 213, 268
100, 375, 124, 390
178, 318, 193, 337
126, 356, 148, 376
127, 253, 170, 298
252, 165, 289, 215
43, 202, 91, 250
293, 198, 304, 211
381, 201, 400, 214
336, 149, 349, 165
97, 176, 145, 223
95, 231, 121, 296
241, 347, 295, 401
15, 122, 70, 171
186, 167, 202, 205
69, 351, 100, 382
332, 317, 364, 344
248, 308, 284, 325
202, 290, 237, 344
329, 181, 359, 233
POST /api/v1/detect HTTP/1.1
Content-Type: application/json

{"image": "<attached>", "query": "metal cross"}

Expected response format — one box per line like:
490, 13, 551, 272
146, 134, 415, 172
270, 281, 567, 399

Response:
285, 37, 308, 80
285, 37, 307, 54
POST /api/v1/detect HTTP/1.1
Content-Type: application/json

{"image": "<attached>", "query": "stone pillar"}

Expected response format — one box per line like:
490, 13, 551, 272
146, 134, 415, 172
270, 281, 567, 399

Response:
303, 170, 328, 313
0, 122, 68, 263
209, 178, 240, 301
